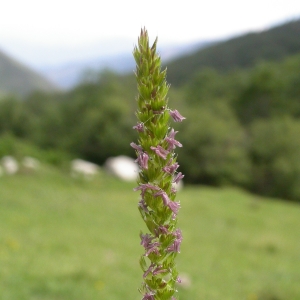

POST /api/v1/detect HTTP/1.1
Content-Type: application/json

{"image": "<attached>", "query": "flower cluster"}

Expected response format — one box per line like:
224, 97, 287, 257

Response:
132, 28, 185, 300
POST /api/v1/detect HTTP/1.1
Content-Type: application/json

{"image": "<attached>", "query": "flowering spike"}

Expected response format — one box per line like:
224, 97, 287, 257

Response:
132, 28, 185, 299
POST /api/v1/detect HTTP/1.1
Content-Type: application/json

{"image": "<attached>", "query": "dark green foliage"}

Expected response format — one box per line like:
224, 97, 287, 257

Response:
234, 55, 300, 124
178, 103, 250, 186
249, 117, 300, 201
0, 95, 29, 137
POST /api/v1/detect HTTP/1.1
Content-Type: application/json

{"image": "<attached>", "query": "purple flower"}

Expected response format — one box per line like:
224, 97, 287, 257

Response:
173, 172, 184, 184
150, 145, 169, 160
165, 129, 182, 150
133, 122, 144, 132
134, 183, 160, 196
155, 225, 169, 236
140, 235, 160, 256
162, 161, 179, 174
136, 152, 149, 169
168, 200, 180, 215
130, 142, 143, 152
173, 228, 183, 241
140, 233, 154, 248
167, 229, 183, 253
171, 187, 177, 194
145, 243, 160, 256
153, 190, 170, 206
169, 109, 186, 122
167, 239, 181, 253
138, 199, 149, 213
143, 263, 155, 278
168, 128, 178, 139
142, 293, 155, 300
152, 265, 168, 275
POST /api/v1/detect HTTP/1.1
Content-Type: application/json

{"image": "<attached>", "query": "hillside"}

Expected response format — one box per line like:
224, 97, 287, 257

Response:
166, 19, 300, 86
1, 166, 299, 299
0, 49, 57, 96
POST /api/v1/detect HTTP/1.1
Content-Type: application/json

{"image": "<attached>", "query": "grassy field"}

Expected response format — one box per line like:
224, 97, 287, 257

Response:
0, 165, 299, 300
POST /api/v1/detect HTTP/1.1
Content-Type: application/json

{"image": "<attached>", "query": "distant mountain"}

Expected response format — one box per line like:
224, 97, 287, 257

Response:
0, 36, 212, 89
36, 40, 211, 89
166, 19, 300, 86
0, 49, 57, 96
38, 53, 135, 89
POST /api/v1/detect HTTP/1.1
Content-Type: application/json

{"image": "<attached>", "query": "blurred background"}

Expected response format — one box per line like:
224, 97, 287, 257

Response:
0, 1, 300, 299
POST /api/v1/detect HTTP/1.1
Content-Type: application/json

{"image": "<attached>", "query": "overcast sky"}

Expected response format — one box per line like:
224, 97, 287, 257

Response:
1, 0, 300, 46
0, 0, 299, 68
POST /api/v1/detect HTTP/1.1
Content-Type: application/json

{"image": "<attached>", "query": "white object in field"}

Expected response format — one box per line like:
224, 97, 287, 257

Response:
22, 156, 40, 170
105, 155, 139, 181
1, 156, 19, 175
71, 159, 99, 180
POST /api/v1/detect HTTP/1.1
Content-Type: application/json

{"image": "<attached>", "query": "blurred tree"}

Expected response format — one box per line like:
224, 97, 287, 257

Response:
178, 102, 250, 186
234, 55, 300, 124
0, 95, 27, 137
235, 63, 286, 124
59, 71, 136, 163
250, 117, 300, 201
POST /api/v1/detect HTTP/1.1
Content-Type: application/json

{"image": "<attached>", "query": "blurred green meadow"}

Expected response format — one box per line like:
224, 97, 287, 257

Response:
1, 165, 299, 300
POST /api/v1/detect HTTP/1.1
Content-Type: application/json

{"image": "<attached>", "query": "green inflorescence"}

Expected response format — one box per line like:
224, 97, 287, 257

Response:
132, 28, 185, 300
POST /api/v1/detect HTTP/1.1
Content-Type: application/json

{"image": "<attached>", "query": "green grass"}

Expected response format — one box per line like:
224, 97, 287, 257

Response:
0, 165, 299, 300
